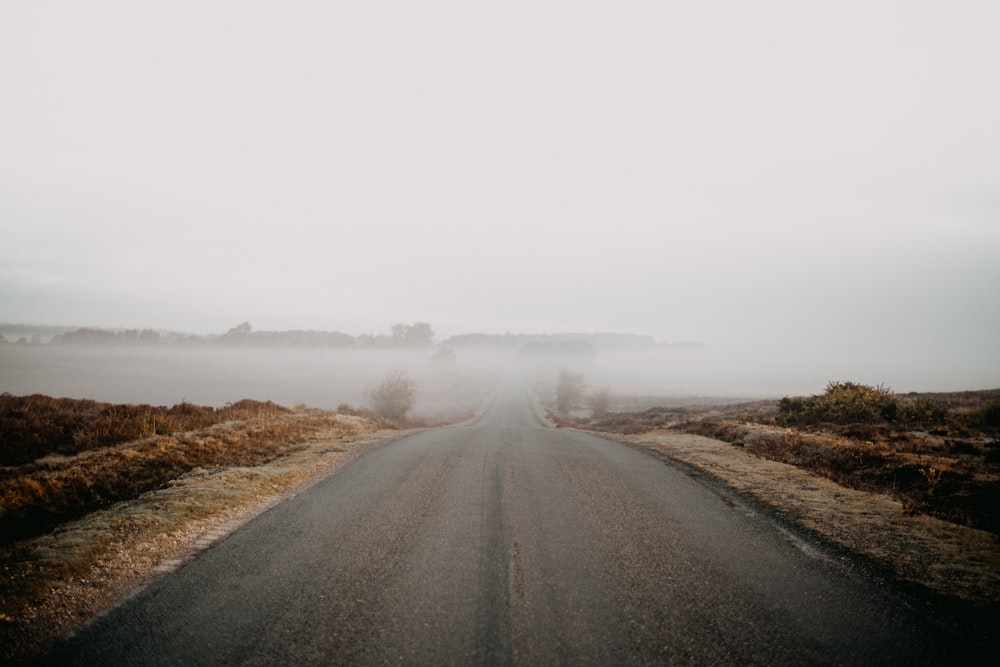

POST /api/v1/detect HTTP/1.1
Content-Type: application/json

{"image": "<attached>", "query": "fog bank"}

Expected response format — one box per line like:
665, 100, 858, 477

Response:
2, 344, 994, 419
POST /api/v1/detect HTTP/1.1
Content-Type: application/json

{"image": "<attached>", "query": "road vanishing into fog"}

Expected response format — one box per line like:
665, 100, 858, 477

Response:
40, 383, 980, 665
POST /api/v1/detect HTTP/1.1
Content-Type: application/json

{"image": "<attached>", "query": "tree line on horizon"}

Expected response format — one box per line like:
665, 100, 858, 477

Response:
1, 322, 701, 351
1, 321, 433, 349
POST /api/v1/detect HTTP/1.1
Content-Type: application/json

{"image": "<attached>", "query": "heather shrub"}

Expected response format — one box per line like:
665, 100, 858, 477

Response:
0, 394, 290, 466
975, 401, 1000, 428
779, 381, 899, 424
899, 396, 949, 426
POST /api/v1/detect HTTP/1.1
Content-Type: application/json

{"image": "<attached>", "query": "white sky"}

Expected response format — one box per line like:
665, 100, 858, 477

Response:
2, 1, 999, 388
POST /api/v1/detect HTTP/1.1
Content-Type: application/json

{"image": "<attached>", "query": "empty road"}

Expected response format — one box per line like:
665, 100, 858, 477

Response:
40, 384, 981, 665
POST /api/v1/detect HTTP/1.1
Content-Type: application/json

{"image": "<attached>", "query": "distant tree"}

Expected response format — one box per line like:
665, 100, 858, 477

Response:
389, 322, 434, 347
354, 334, 380, 348
224, 321, 252, 338
407, 322, 434, 347
137, 329, 161, 345
219, 321, 253, 345
556, 370, 585, 413
390, 323, 410, 344
365, 370, 417, 421
518, 340, 597, 361
53, 328, 117, 345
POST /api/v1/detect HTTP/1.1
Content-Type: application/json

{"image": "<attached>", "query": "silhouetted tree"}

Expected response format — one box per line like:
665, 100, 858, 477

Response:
390, 322, 434, 347
224, 321, 252, 338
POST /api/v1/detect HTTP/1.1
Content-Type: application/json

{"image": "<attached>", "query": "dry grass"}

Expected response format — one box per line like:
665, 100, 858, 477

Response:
0, 393, 292, 466
670, 420, 1000, 535
0, 397, 339, 544
0, 395, 398, 664
546, 385, 1000, 610
584, 387, 1000, 535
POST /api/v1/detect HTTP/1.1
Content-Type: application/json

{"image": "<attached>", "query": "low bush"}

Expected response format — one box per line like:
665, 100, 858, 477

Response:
777, 383, 998, 432
365, 370, 416, 421
898, 396, 949, 426
778, 381, 898, 425
976, 401, 1000, 428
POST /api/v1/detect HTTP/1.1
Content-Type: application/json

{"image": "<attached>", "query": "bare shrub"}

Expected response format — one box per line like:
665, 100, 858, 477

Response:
556, 370, 584, 413
365, 370, 417, 421
588, 387, 611, 418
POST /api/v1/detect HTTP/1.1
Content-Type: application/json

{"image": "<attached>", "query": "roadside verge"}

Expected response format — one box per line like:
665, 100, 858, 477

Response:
0, 419, 416, 665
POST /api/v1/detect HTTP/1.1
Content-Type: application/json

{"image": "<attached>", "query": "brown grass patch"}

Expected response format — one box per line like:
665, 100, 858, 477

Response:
0, 398, 346, 545
0, 393, 292, 466
0, 395, 395, 665
671, 418, 1000, 535
581, 387, 1000, 536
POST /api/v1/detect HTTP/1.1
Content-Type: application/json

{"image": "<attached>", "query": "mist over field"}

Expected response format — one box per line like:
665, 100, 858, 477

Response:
2, 3, 999, 400
0, 344, 492, 418
2, 329, 995, 418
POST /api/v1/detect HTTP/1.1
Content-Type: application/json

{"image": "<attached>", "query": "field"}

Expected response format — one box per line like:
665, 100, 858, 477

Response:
0, 345, 500, 418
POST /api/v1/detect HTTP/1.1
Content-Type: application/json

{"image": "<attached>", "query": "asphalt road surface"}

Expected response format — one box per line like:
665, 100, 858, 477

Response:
39, 384, 984, 665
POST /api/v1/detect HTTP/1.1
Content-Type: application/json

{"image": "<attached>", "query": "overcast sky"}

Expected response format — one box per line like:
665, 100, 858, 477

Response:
2, 1, 998, 388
